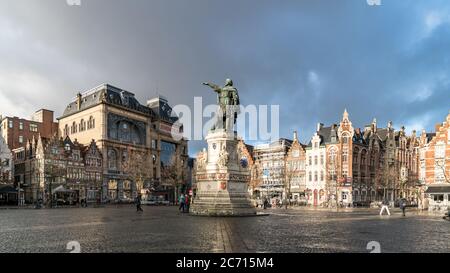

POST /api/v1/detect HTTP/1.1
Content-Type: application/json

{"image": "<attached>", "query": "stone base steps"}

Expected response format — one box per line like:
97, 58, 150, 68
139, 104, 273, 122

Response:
191, 191, 257, 216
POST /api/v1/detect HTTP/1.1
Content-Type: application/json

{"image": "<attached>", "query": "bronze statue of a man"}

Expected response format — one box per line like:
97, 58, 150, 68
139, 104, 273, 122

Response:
203, 79, 240, 131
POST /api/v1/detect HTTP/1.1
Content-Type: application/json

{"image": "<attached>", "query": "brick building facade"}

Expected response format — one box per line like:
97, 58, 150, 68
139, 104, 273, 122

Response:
1, 109, 58, 151
419, 112, 450, 211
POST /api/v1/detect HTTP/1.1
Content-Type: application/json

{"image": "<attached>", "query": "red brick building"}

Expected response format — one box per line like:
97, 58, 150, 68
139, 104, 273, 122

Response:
310, 109, 421, 206
0, 109, 58, 150
419, 112, 450, 211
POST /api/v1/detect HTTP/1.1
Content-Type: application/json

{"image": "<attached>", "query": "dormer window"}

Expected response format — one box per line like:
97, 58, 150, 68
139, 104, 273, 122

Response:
65, 144, 71, 151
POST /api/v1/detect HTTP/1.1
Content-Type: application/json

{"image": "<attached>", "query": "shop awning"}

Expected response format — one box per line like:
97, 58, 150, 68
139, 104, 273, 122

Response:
53, 185, 76, 193
0, 185, 17, 193
425, 185, 450, 194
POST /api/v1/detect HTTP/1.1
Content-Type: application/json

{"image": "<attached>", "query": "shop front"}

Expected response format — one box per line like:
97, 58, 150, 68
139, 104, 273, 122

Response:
0, 185, 18, 205
425, 185, 450, 213
52, 185, 78, 206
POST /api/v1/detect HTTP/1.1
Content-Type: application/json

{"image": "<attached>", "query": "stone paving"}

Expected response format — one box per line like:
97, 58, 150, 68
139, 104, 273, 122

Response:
0, 205, 449, 253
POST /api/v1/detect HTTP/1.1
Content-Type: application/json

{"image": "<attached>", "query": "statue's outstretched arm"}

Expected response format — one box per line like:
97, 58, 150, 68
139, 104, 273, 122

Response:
202, 82, 221, 92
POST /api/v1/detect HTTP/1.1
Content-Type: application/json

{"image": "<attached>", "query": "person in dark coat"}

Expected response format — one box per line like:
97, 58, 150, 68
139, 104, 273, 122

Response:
136, 194, 143, 212
400, 199, 406, 217
184, 194, 190, 213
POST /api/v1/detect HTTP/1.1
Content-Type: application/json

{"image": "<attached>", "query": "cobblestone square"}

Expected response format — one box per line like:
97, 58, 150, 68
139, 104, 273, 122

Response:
0, 206, 449, 253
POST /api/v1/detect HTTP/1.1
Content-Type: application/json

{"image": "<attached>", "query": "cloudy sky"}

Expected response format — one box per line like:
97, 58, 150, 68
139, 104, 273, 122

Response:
0, 0, 449, 156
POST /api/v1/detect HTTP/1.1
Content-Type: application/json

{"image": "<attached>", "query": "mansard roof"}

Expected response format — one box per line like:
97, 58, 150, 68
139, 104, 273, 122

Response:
60, 84, 154, 119
147, 96, 179, 123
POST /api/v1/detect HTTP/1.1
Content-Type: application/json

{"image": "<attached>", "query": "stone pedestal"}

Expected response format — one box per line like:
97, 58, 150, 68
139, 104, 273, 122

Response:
190, 130, 256, 216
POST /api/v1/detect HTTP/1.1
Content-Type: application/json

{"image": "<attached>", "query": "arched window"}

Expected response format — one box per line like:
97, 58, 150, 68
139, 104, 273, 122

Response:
88, 116, 95, 129
72, 122, 77, 134
64, 124, 69, 136
329, 147, 337, 162
80, 119, 85, 131
108, 149, 118, 170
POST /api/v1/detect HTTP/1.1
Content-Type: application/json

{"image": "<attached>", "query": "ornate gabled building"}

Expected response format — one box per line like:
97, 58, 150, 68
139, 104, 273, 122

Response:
285, 131, 307, 201
57, 84, 188, 203
419, 112, 450, 211
13, 135, 103, 204
305, 125, 327, 206
307, 109, 421, 207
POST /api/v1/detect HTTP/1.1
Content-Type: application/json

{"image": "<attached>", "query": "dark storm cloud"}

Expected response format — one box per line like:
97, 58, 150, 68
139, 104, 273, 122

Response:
0, 0, 449, 156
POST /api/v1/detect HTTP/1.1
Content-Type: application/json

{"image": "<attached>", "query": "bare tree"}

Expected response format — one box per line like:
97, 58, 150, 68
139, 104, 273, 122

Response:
379, 163, 397, 201
0, 159, 7, 185
121, 148, 150, 198
43, 161, 67, 208
326, 157, 340, 210
436, 159, 450, 183
284, 161, 298, 209
250, 162, 263, 199
159, 153, 185, 204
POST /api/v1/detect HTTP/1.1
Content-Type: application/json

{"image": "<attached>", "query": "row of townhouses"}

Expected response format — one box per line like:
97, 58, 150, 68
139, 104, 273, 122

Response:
0, 84, 190, 206
242, 110, 449, 211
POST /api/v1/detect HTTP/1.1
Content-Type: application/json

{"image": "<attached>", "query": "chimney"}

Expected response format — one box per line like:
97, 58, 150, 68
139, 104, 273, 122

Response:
293, 130, 298, 142
317, 123, 324, 132
77, 93, 82, 110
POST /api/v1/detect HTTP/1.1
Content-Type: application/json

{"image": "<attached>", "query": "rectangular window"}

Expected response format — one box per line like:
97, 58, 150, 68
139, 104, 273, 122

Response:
8, 120, 13, 128
433, 194, 444, 202
18, 136, 23, 143
30, 124, 38, 132
19, 122, 24, 130
314, 156, 318, 165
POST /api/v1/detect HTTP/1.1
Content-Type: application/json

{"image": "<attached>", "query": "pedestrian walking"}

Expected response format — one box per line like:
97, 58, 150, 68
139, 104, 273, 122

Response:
135, 194, 143, 212
179, 194, 185, 213
185, 194, 190, 213
379, 198, 391, 216
400, 199, 406, 217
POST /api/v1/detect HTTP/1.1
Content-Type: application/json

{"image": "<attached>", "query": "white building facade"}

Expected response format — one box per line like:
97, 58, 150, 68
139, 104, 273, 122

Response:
305, 131, 327, 206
